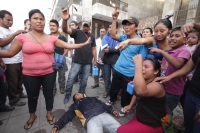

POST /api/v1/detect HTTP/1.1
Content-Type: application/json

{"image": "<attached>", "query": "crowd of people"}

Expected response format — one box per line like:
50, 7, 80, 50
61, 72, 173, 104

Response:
0, 4, 200, 133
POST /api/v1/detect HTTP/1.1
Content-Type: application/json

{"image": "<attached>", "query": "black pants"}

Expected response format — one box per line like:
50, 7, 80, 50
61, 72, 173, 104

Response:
0, 71, 8, 109
109, 70, 134, 107
23, 72, 56, 113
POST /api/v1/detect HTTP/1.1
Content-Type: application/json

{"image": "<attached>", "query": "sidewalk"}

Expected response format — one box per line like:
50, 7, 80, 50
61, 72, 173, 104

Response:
0, 57, 183, 133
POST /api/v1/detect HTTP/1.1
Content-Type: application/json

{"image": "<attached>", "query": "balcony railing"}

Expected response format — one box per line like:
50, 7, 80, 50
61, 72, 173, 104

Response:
92, 0, 128, 12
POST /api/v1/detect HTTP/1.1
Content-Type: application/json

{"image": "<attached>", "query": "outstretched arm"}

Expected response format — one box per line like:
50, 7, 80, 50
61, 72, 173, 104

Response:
55, 37, 91, 49
155, 58, 195, 83
62, 7, 72, 35
181, 22, 200, 37
117, 37, 155, 50
53, 104, 76, 131
150, 48, 190, 69
0, 39, 22, 58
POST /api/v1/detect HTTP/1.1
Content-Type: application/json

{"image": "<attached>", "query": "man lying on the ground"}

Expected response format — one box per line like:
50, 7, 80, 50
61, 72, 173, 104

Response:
51, 93, 121, 133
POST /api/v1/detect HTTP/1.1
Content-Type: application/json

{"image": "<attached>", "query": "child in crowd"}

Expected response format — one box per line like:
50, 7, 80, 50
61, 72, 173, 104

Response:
150, 27, 191, 111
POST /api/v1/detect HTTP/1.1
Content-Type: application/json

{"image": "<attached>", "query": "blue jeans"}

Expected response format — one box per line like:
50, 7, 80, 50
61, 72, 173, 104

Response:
87, 112, 120, 133
184, 91, 200, 133
65, 63, 90, 96
104, 64, 115, 93
166, 93, 180, 111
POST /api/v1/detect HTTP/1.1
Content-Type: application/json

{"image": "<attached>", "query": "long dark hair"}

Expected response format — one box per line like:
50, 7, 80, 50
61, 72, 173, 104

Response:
154, 15, 173, 30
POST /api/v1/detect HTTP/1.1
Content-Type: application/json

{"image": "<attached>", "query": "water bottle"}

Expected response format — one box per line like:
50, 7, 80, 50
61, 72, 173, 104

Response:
127, 81, 135, 95
92, 66, 98, 76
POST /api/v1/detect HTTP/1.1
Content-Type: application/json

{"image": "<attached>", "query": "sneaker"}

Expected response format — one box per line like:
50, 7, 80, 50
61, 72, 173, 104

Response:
91, 84, 99, 89
20, 93, 27, 98
119, 107, 125, 117
106, 100, 115, 106
0, 105, 15, 112
60, 88, 65, 94
11, 100, 26, 106
63, 94, 70, 104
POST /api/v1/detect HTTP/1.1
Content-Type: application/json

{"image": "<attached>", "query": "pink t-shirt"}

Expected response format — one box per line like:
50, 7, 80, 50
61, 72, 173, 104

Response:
16, 34, 58, 76
161, 45, 191, 96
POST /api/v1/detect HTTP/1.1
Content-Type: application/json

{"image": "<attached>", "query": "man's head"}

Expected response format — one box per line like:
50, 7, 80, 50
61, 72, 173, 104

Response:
100, 27, 107, 39
49, 19, 59, 34
70, 21, 79, 29
82, 18, 91, 33
122, 17, 139, 36
73, 93, 85, 102
108, 21, 118, 34
0, 10, 13, 29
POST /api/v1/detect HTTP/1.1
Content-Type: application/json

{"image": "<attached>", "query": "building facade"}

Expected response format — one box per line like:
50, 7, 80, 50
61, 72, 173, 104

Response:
50, 0, 200, 37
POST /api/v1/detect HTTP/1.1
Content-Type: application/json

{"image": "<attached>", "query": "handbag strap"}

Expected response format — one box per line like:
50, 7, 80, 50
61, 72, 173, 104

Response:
29, 33, 54, 63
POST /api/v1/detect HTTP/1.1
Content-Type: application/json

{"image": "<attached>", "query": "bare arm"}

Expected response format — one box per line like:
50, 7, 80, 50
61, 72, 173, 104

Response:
150, 48, 189, 69
117, 37, 155, 50
63, 49, 68, 56
92, 47, 97, 66
124, 95, 137, 113
55, 37, 91, 49
155, 58, 195, 83
182, 22, 200, 37
133, 55, 164, 97
0, 30, 25, 47
62, 7, 72, 35
110, 6, 120, 41
0, 39, 22, 58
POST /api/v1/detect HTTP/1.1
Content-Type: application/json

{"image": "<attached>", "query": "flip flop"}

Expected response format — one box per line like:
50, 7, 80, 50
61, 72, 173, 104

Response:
24, 116, 37, 130
46, 116, 56, 125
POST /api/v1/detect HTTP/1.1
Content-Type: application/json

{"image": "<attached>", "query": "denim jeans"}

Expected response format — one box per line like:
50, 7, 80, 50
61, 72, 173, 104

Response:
87, 112, 120, 133
184, 91, 200, 133
104, 64, 115, 93
65, 63, 90, 96
166, 93, 180, 111
23, 72, 56, 113
53, 59, 66, 92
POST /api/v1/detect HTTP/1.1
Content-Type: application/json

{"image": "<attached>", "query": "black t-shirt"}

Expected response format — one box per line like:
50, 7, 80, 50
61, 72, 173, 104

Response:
188, 45, 200, 97
70, 29, 96, 64
54, 35, 67, 55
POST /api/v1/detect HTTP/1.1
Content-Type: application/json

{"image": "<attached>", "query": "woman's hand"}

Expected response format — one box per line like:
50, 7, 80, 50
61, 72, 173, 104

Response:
84, 37, 91, 46
154, 76, 171, 83
150, 48, 162, 54
112, 110, 119, 117
124, 105, 132, 113
181, 22, 194, 37
51, 127, 59, 133
62, 7, 70, 21
117, 40, 129, 50
133, 54, 143, 66
0, 62, 6, 71
112, 6, 119, 20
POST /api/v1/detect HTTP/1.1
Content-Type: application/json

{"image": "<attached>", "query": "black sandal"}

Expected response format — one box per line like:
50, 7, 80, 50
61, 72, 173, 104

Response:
46, 116, 56, 125
24, 116, 37, 130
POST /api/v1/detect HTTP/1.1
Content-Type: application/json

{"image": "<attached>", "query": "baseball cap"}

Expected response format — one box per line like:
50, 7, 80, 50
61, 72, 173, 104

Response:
82, 17, 91, 26
122, 17, 139, 26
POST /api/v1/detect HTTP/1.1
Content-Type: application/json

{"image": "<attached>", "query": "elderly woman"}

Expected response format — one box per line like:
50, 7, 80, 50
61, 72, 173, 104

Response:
0, 9, 90, 130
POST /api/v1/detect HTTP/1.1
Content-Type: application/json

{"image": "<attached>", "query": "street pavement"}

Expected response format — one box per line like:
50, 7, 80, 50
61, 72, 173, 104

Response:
0, 57, 183, 133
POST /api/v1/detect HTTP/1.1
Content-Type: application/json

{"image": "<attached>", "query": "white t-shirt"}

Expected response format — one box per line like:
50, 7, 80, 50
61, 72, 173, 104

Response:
0, 26, 23, 64
96, 37, 103, 64
68, 35, 75, 54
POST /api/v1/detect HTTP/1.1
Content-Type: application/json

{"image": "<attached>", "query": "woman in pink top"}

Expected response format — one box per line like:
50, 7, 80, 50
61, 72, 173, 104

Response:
0, 9, 90, 130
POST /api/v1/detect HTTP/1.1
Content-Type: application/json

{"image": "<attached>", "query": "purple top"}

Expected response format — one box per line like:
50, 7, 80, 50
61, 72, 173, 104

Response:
162, 45, 191, 96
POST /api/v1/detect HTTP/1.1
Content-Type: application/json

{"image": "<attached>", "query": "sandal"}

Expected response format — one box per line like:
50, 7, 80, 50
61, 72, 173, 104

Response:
46, 116, 56, 125
24, 116, 37, 130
